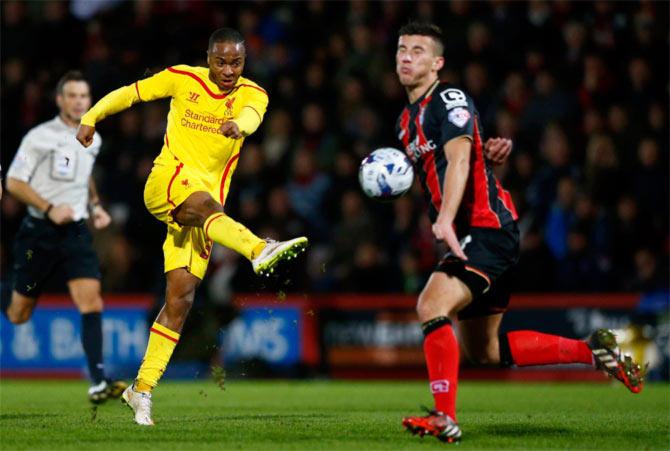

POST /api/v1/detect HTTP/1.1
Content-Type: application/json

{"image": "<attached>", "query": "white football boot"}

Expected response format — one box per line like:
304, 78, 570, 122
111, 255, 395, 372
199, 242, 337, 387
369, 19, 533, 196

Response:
121, 385, 154, 426
251, 237, 308, 276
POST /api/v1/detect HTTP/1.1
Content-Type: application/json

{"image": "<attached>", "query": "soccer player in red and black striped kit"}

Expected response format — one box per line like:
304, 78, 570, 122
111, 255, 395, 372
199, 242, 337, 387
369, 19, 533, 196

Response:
395, 22, 645, 444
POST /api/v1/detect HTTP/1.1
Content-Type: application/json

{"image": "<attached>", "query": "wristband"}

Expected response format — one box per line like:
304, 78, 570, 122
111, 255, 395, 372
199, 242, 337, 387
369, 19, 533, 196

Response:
44, 204, 54, 220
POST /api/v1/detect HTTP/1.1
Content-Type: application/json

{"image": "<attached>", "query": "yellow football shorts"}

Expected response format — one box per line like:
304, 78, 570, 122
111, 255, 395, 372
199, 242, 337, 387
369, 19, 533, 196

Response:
143, 158, 216, 280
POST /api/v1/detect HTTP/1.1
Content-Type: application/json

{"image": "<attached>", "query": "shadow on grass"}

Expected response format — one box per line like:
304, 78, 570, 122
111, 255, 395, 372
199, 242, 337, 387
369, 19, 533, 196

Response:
476, 424, 570, 437
192, 413, 337, 422
0, 413, 60, 421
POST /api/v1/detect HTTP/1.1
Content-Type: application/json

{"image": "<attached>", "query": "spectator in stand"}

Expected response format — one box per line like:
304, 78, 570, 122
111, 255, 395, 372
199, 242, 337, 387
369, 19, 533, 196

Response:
516, 221, 556, 292
630, 138, 667, 221
521, 71, 575, 132
627, 58, 655, 116
347, 241, 396, 293
607, 105, 636, 167
584, 134, 621, 208
544, 177, 577, 260
626, 248, 669, 293
331, 189, 376, 288
611, 195, 652, 281
286, 148, 331, 242
527, 123, 580, 223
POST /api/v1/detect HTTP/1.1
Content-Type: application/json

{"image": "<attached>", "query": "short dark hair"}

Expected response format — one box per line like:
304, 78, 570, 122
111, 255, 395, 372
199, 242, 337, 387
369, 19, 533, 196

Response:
399, 21, 444, 55
56, 70, 88, 94
209, 27, 245, 51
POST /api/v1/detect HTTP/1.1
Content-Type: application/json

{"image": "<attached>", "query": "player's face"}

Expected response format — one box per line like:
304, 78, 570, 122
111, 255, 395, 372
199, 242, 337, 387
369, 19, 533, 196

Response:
208, 41, 246, 91
56, 80, 91, 124
396, 35, 444, 88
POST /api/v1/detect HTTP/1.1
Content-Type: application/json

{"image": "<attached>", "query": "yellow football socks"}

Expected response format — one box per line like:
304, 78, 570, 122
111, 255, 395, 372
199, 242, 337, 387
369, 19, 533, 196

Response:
135, 322, 180, 392
203, 212, 266, 260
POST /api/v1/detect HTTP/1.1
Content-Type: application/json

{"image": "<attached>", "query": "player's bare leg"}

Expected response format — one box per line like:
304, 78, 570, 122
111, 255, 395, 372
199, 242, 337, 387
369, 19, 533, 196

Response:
172, 191, 222, 227
155, 268, 199, 333
69, 278, 128, 403
5, 292, 37, 324
458, 314, 504, 365
123, 268, 199, 425
403, 272, 472, 443
174, 191, 307, 275
416, 273, 472, 323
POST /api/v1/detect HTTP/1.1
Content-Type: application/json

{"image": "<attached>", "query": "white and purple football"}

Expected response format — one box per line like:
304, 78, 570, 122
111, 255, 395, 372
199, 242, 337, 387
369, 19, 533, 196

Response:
358, 147, 414, 200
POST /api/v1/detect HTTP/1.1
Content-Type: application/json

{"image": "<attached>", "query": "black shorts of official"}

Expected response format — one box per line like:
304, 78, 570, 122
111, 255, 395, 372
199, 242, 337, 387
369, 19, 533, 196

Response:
13, 216, 101, 298
435, 223, 519, 320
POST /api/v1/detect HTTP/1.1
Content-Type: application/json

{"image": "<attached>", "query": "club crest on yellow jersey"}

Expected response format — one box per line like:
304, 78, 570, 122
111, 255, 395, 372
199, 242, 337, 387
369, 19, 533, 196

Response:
224, 97, 236, 117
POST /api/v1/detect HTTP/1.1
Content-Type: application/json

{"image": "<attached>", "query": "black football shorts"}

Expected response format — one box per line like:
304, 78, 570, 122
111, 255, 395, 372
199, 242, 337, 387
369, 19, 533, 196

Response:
13, 216, 101, 297
435, 223, 520, 320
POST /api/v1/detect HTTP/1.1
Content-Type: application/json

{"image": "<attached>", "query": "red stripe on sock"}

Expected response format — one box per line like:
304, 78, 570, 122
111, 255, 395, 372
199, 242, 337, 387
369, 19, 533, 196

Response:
507, 330, 593, 366
150, 327, 179, 343
423, 323, 459, 420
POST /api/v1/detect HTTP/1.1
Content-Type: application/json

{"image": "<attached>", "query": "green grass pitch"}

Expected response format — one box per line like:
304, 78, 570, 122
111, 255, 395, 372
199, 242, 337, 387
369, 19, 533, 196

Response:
1, 379, 668, 450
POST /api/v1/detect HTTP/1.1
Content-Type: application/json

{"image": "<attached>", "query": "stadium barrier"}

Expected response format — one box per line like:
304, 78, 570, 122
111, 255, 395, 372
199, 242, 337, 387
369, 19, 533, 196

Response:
2, 293, 663, 381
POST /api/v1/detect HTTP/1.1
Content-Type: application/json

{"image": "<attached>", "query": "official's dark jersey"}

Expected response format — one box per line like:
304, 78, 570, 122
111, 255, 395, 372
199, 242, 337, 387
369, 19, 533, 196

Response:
395, 81, 518, 235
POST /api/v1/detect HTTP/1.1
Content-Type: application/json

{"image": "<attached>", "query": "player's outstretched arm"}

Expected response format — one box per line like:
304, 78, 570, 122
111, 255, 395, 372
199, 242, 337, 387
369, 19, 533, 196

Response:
484, 137, 512, 165
79, 84, 143, 131
77, 69, 177, 147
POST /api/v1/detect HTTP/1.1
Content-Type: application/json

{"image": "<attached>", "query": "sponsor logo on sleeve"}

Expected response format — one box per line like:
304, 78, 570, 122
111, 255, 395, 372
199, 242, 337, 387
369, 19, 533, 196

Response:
447, 107, 471, 128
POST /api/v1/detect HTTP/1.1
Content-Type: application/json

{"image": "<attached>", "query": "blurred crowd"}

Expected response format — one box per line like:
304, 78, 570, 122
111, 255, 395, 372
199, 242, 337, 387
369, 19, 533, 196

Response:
1, 0, 668, 298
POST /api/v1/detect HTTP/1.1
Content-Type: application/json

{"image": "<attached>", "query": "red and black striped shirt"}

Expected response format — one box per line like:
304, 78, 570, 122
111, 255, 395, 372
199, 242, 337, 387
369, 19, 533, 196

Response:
395, 81, 518, 236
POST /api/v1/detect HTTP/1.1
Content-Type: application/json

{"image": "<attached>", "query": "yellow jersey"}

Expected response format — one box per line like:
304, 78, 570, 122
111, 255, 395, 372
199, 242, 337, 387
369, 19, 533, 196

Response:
81, 64, 268, 199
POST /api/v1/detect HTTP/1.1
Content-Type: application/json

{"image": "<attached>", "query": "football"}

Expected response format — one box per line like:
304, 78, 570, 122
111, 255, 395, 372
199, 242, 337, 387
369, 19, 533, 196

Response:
358, 147, 414, 200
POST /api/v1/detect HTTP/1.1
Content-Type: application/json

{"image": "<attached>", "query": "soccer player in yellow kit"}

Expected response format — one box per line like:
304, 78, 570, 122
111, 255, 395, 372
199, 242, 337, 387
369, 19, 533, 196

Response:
77, 28, 307, 425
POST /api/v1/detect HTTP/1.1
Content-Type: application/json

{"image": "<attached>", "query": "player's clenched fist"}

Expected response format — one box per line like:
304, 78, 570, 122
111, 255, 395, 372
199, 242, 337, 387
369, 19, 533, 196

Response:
484, 137, 513, 165
76, 124, 96, 147
219, 121, 243, 139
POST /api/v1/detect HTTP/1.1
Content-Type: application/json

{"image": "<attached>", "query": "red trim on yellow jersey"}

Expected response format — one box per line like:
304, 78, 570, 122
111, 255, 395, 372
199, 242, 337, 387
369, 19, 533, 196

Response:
239, 84, 267, 96
166, 67, 267, 100
134, 81, 143, 101
219, 153, 240, 205
243, 105, 262, 121
167, 67, 228, 99
167, 162, 184, 207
